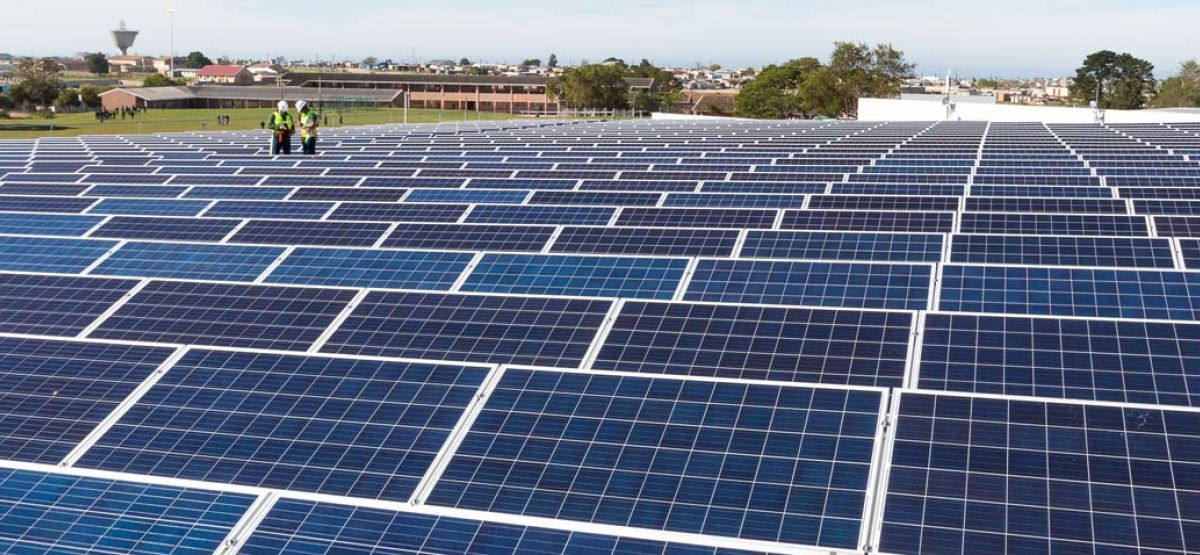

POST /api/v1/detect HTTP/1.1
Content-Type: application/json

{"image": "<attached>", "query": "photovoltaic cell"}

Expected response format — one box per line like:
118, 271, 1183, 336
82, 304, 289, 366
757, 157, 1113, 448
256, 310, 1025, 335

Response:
230, 220, 392, 247
949, 235, 1176, 268
90, 216, 242, 242
90, 241, 284, 281
960, 213, 1149, 236
782, 211, 954, 233
265, 247, 474, 289
0, 213, 103, 237
466, 205, 616, 225
89, 280, 357, 350
88, 198, 210, 217
329, 202, 469, 223
616, 208, 777, 229
0, 272, 138, 336
550, 227, 739, 257
321, 291, 612, 367
78, 350, 489, 501
0, 236, 116, 273
741, 231, 944, 263
460, 253, 688, 299
428, 368, 883, 549
382, 223, 555, 252
684, 259, 932, 310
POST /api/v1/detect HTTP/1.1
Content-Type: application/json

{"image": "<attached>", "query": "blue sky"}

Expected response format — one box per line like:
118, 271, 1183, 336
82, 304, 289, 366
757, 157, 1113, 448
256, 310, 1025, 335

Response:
7, 0, 1198, 77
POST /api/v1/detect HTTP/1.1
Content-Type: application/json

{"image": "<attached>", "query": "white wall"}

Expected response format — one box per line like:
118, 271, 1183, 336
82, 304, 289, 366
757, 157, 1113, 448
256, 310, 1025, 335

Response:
859, 98, 1200, 123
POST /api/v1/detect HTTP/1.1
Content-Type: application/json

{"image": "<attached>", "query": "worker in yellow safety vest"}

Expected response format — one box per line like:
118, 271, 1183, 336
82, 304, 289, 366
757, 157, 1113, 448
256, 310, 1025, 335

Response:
267, 100, 294, 155
296, 100, 319, 155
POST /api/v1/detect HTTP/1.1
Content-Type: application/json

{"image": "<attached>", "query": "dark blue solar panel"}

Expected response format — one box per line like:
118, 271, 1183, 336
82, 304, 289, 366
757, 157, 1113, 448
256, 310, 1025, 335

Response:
940, 265, 1200, 320
428, 369, 883, 549
467, 178, 578, 189
782, 211, 954, 233
809, 196, 960, 211
551, 226, 739, 256
78, 350, 489, 501
950, 235, 1175, 268
742, 231, 943, 262
919, 312, 1200, 407
91, 241, 284, 281
0, 272, 137, 336
880, 392, 1200, 554
329, 202, 469, 223
529, 191, 663, 206
382, 223, 555, 251
88, 198, 209, 217
0, 212, 102, 237
960, 213, 1150, 236
594, 300, 912, 386
0, 195, 97, 214
0, 235, 115, 273
616, 208, 777, 228
203, 200, 333, 219
290, 187, 408, 201
183, 186, 294, 200
663, 193, 809, 209
684, 259, 932, 310
241, 498, 773, 555
0, 468, 254, 555
265, 247, 474, 289
89, 281, 357, 350
461, 253, 688, 299
0, 183, 90, 196
90, 216, 241, 242
966, 197, 1128, 214
230, 220, 392, 247
466, 205, 616, 225
405, 189, 529, 204
321, 292, 612, 367
83, 184, 189, 197
0, 336, 174, 464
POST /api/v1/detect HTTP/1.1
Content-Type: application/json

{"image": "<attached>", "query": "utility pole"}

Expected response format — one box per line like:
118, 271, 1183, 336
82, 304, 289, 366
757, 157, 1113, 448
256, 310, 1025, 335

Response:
167, 8, 176, 77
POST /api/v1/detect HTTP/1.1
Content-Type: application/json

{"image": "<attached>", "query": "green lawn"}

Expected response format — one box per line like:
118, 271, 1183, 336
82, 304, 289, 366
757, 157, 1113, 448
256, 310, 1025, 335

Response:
0, 107, 535, 139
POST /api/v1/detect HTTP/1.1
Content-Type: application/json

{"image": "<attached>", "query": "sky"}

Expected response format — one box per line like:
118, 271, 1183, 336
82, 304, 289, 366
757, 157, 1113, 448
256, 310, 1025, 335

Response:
5, 0, 1198, 77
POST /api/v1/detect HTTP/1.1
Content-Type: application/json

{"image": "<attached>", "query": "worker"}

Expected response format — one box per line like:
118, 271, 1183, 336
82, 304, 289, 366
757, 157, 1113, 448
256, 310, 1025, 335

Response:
267, 100, 294, 155
296, 100, 319, 155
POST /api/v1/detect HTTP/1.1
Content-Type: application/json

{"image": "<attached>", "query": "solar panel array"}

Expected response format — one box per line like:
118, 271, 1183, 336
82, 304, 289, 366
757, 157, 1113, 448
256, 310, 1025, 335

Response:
2, 118, 1200, 554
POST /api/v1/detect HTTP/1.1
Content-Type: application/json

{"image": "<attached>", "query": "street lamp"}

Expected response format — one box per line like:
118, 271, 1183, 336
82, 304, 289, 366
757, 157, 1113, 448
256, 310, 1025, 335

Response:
168, 8, 176, 77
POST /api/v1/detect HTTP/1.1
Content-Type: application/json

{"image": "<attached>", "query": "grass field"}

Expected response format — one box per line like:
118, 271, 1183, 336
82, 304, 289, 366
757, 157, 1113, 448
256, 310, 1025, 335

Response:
0, 107, 533, 139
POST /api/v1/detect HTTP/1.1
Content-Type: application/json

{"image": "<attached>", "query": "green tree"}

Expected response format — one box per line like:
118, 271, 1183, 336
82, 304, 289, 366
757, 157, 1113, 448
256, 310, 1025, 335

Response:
548, 53, 558, 68
8, 58, 63, 110
54, 87, 80, 109
185, 51, 213, 69
142, 73, 185, 87
826, 42, 914, 116
1069, 50, 1156, 109
79, 85, 106, 108
362, 56, 379, 66
1151, 60, 1200, 108
547, 64, 631, 109
85, 52, 109, 75
459, 57, 471, 66
521, 58, 542, 68
734, 58, 822, 118
709, 63, 722, 72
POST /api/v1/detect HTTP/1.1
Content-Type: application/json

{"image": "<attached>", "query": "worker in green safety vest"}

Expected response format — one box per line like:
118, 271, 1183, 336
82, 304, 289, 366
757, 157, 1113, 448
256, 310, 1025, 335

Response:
296, 100, 318, 155
267, 100, 294, 155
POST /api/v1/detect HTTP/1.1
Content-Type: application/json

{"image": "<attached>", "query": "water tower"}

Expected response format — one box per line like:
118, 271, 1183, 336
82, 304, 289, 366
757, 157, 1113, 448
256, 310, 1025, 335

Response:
111, 21, 139, 56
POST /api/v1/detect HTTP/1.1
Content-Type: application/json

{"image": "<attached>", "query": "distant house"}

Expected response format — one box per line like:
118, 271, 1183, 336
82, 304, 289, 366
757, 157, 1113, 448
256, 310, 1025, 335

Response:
109, 55, 152, 73
151, 56, 186, 75
196, 65, 252, 85
247, 63, 284, 84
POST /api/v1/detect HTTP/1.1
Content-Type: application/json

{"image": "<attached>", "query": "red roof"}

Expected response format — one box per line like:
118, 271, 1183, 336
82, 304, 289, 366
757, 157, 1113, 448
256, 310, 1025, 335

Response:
198, 65, 246, 77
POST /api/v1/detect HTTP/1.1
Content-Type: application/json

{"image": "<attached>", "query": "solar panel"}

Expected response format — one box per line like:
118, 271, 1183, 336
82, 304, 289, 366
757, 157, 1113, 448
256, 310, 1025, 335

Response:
0, 272, 138, 336
0, 336, 174, 463
0, 467, 254, 555
949, 234, 1176, 268
551, 226, 740, 256
230, 219, 392, 247
382, 223, 555, 251
0, 235, 116, 273
88, 198, 210, 217
960, 213, 1150, 236
329, 202, 469, 223
203, 200, 333, 219
741, 230, 943, 262
878, 391, 1200, 554
77, 349, 489, 500
88, 280, 358, 350
427, 368, 884, 549
460, 253, 689, 299
616, 208, 778, 229
264, 247, 474, 289
782, 211, 954, 233
90, 241, 284, 281
683, 259, 932, 310
466, 205, 616, 225
321, 291, 612, 367
0, 195, 97, 214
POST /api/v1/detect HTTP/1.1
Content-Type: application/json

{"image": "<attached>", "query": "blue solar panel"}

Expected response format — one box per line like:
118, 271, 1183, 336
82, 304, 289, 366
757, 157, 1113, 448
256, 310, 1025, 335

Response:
231, 219, 392, 247
0, 272, 138, 336
594, 301, 912, 386
83, 184, 189, 197
183, 186, 295, 200
949, 234, 1176, 268
265, 247, 474, 289
405, 189, 529, 204
918, 312, 1200, 407
0, 235, 115, 273
0, 468, 254, 555
0, 336, 174, 463
741, 231, 943, 262
330, 202, 469, 223
322, 292, 612, 367
89, 281, 357, 350
782, 211, 954, 233
960, 213, 1150, 236
460, 253, 688, 299
940, 265, 1200, 320
428, 368, 883, 549
203, 200, 333, 219
683, 259, 932, 310
88, 198, 210, 217
78, 349, 489, 500
241, 498, 773, 555
91, 216, 242, 242
382, 223, 555, 251
663, 193, 809, 209
0, 195, 97, 214
467, 205, 616, 225
551, 226, 739, 256
90, 241, 284, 281
290, 187, 408, 201
879, 391, 1200, 554
617, 208, 778, 228
0, 212, 102, 237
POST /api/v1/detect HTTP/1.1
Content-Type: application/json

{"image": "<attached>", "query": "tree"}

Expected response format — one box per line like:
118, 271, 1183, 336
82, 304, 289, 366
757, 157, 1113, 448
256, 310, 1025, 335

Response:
54, 87, 80, 109
548, 54, 558, 68
185, 51, 213, 69
1069, 50, 1156, 109
1151, 60, 1200, 108
709, 63, 722, 72
143, 73, 185, 87
459, 57, 471, 66
8, 58, 63, 110
362, 56, 379, 66
826, 42, 914, 116
547, 64, 631, 109
521, 59, 542, 68
85, 52, 109, 75
734, 58, 822, 118
79, 85, 106, 108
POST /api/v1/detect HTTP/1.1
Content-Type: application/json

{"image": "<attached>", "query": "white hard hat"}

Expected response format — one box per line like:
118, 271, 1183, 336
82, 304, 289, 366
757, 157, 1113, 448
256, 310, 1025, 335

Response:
277, 100, 288, 111
296, 100, 307, 111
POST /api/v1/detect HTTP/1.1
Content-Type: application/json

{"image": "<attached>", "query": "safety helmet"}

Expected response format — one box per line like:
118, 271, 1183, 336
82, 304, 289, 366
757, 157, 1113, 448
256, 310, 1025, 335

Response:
277, 100, 288, 111
296, 100, 308, 111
